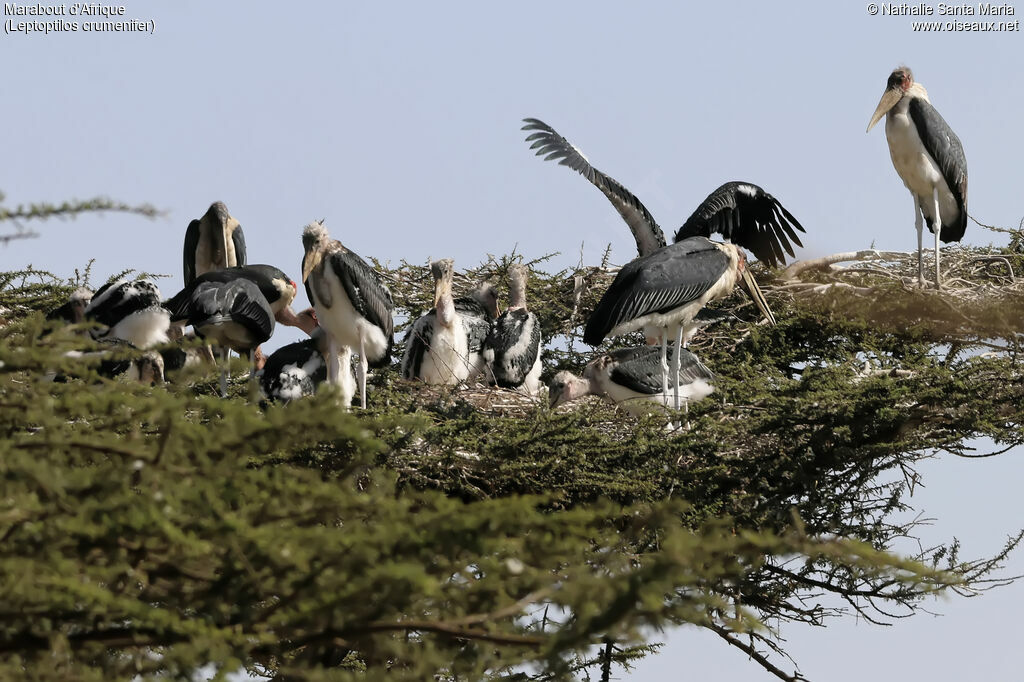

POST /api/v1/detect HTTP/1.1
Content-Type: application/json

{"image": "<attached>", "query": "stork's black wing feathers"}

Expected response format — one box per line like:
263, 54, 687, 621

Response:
183, 219, 201, 286
455, 296, 492, 354
260, 337, 325, 402
674, 181, 806, 268
327, 251, 395, 340
606, 346, 715, 395
228, 283, 275, 342
86, 280, 163, 328
583, 237, 729, 345
231, 222, 247, 269
164, 265, 287, 322
485, 309, 541, 388
522, 118, 667, 256
400, 314, 433, 380
908, 98, 968, 243
188, 279, 274, 344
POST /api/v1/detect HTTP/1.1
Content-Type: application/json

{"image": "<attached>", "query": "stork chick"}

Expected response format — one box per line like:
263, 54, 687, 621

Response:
549, 346, 715, 417
402, 259, 489, 385
483, 263, 542, 395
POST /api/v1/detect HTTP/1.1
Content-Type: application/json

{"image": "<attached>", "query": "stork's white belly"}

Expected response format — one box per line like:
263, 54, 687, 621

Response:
420, 319, 474, 385
311, 274, 390, 363
885, 105, 959, 227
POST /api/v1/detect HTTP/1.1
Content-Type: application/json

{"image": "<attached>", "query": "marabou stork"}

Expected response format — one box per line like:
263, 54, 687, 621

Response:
184, 278, 275, 397
583, 235, 772, 410
483, 264, 543, 395
521, 117, 805, 265
84, 279, 170, 350
522, 118, 788, 409
549, 346, 715, 417
301, 220, 394, 408
867, 66, 968, 289
183, 201, 247, 286
401, 260, 498, 385
164, 264, 316, 339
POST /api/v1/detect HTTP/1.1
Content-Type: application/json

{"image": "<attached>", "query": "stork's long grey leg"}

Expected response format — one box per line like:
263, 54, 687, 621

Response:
327, 337, 339, 385
660, 333, 669, 408
218, 347, 229, 398
248, 349, 256, 382
359, 334, 368, 409
915, 197, 925, 287
673, 325, 683, 411
932, 187, 942, 290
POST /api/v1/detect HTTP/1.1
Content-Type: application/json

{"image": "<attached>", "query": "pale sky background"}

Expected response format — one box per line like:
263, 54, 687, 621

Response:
2, 1, 1022, 679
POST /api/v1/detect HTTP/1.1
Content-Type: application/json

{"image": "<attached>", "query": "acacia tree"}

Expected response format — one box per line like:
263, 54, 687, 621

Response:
0, 202, 1021, 680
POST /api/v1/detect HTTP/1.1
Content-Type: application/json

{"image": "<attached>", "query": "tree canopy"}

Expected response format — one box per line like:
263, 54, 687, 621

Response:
1, 202, 1022, 681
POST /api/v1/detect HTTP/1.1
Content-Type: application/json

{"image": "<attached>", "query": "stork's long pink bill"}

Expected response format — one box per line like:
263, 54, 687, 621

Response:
740, 269, 776, 326
867, 88, 902, 132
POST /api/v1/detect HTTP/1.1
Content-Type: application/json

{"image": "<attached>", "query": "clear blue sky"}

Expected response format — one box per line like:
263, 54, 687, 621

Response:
2, 1, 1022, 679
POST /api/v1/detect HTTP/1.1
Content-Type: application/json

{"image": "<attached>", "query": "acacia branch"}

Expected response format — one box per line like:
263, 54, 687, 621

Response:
706, 623, 807, 682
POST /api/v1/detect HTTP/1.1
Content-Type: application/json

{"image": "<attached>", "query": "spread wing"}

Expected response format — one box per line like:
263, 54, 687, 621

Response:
522, 117, 667, 257
674, 181, 805, 268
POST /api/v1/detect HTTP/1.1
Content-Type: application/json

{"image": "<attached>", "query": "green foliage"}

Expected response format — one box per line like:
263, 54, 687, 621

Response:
1, 241, 1022, 682
0, 190, 160, 245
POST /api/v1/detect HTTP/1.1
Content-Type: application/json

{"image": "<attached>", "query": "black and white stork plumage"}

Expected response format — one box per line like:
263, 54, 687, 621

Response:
164, 264, 314, 337
523, 117, 788, 409
521, 117, 805, 265
483, 264, 542, 395
46, 287, 93, 325
183, 201, 247, 286
549, 346, 715, 417
867, 66, 968, 289
259, 327, 345, 404
583, 235, 772, 410
401, 260, 498, 386
301, 220, 394, 409
84, 279, 170, 350
184, 278, 275, 397
54, 338, 165, 386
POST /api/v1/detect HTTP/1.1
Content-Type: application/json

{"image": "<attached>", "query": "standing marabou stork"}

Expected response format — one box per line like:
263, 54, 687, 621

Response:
549, 346, 715, 417
301, 220, 394, 408
584, 235, 772, 411
867, 66, 968, 289
483, 263, 543, 395
401, 260, 498, 385
521, 118, 806, 265
183, 201, 247, 286
185, 278, 275, 397
84, 279, 171, 350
